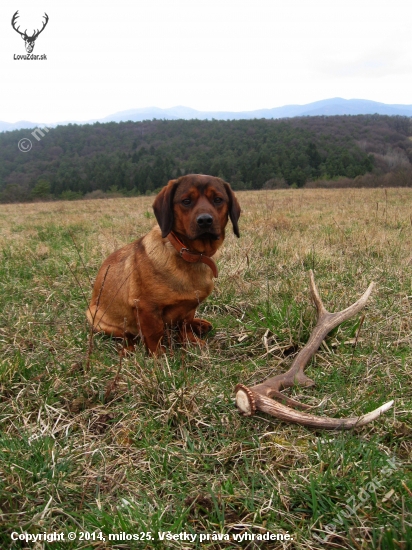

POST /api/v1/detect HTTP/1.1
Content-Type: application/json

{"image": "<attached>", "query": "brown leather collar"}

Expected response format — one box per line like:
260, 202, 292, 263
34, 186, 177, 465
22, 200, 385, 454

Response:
167, 231, 218, 278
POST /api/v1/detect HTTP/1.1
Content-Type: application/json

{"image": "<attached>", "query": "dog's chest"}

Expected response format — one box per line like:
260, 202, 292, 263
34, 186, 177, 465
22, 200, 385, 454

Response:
165, 261, 214, 301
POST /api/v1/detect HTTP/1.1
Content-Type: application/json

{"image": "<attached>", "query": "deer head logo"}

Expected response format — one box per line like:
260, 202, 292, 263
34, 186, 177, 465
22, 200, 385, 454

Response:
12, 11, 49, 53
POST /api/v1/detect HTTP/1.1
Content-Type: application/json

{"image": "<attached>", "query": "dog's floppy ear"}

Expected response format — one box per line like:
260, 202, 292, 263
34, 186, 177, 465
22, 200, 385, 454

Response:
223, 182, 241, 238
152, 179, 180, 238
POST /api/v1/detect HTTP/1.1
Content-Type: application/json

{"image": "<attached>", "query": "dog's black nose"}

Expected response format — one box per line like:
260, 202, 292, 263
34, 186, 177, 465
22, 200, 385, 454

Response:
197, 214, 213, 228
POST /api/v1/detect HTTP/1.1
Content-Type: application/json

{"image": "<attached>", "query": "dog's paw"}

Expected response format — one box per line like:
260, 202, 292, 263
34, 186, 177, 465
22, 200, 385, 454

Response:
189, 318, 213, 336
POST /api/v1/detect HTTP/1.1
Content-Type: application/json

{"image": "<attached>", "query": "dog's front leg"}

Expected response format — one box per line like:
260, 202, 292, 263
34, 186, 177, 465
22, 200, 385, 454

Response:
134, 306, 165, 355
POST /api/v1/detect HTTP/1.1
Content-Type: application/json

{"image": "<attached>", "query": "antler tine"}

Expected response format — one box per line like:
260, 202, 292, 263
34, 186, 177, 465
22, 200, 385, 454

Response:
235, 387, 393, 429
309, 269, 375, 327
32, 13, 49, 39
235, 271, 393, 429
309, 269, 327, 317
11, 11, 25, 36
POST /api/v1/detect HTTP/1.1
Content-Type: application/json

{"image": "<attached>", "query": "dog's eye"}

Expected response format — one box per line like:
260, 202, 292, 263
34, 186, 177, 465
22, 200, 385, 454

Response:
182, 198, 191, 205
214, 197, 223, 204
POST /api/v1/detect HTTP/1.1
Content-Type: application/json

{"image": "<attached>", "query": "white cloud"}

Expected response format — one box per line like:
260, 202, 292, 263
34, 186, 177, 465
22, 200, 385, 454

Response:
317, 50, 412, 79
1, 0, 411, 122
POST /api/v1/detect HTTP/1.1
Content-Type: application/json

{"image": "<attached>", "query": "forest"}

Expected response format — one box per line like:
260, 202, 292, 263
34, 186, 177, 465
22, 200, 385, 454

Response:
0, 114, 411, 202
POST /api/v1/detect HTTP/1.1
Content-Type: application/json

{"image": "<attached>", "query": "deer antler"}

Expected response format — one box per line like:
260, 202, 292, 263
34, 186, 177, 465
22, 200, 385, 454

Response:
11, 11, 25, 37
235, 270, 394, 429
31, 13, 49, 40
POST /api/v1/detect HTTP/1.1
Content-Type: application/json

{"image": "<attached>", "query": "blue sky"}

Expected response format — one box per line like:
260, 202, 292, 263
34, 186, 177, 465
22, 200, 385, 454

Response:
1, 0, 412, 123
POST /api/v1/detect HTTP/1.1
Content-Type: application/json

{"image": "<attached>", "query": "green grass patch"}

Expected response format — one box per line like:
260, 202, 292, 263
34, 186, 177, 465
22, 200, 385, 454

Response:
0, 190, 411, 549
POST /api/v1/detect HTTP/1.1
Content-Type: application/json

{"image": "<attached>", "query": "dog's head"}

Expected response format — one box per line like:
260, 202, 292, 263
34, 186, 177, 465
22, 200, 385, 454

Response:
153, 175, 241, 244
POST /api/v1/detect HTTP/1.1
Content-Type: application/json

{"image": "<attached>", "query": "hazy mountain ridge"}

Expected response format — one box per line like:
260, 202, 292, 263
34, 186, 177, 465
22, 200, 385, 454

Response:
2, 98, 412, 133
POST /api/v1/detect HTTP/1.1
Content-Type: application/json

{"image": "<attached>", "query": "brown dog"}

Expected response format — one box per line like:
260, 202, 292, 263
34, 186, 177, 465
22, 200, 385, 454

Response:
86, 174, 241, 354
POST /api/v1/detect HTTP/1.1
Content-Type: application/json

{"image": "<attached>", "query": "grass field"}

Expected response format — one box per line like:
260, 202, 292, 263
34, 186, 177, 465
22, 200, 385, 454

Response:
0, 188, 411, 549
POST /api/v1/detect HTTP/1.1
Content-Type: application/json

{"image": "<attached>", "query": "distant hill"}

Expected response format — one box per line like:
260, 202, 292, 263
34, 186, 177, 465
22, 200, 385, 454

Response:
0, 120, 48, 133
101, 98, 412, 123
2, 98, 412, 132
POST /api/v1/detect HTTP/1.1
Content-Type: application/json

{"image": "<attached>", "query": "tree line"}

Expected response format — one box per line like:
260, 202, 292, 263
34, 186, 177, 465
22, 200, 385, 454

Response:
0, 115, 411, 202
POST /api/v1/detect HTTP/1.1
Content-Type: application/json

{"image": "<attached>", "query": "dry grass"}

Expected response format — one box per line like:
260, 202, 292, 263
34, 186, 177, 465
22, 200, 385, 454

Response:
0, 188, 411, 549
